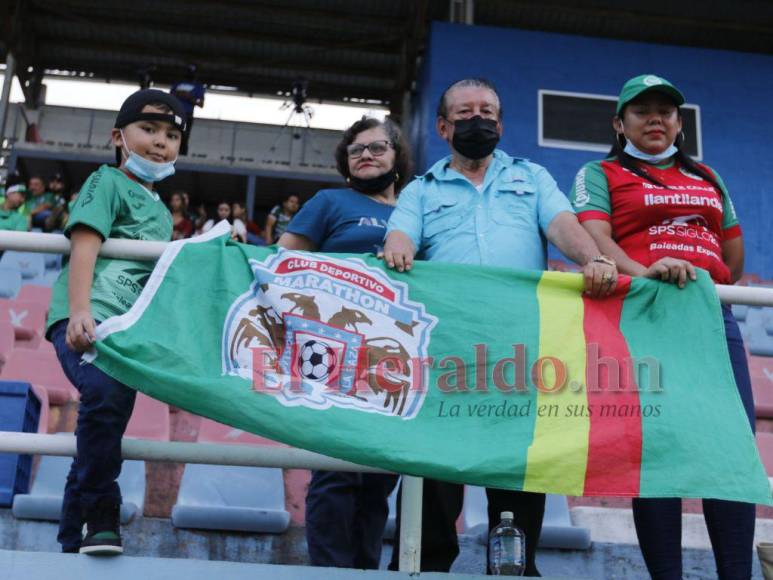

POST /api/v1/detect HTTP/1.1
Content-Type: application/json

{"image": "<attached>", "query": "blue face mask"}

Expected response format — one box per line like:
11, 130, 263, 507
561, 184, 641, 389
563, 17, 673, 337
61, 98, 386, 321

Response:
121, 131, 176, 182
619, 124, 678, 164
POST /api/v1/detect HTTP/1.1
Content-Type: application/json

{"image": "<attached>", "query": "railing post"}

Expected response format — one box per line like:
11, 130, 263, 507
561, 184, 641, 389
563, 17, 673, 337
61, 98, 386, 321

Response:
398, 475, 423, 574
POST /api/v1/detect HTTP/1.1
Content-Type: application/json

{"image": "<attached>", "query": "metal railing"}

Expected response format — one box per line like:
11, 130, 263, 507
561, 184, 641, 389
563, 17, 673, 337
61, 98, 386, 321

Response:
1, 229, 773, 575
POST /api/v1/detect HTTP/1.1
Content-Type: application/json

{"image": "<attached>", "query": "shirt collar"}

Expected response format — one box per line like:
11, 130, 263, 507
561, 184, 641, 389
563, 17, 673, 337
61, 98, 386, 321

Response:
422, 149, 525, 183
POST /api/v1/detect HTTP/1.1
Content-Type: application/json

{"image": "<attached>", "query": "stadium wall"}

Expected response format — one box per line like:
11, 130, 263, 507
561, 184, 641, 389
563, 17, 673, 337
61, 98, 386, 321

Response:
411, 22, 773, 278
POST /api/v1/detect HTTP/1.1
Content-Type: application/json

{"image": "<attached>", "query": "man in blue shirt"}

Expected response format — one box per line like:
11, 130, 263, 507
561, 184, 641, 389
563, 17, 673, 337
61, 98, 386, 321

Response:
170, 65, 205, 155
384, 78, 618, 575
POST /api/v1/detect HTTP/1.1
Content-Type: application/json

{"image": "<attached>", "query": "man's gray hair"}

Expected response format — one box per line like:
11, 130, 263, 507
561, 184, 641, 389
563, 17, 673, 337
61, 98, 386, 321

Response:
436, 78, 502, 119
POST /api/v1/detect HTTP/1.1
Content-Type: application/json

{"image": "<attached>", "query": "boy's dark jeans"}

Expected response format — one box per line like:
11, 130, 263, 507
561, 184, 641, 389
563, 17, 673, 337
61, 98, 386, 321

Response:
49, 320, 137, 551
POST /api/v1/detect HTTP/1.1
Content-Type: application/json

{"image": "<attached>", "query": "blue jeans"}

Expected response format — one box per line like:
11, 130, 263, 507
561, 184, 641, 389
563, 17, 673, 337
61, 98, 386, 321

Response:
50, 320, 137, 551
632, 305, 756, 580
305, 470, 399, 569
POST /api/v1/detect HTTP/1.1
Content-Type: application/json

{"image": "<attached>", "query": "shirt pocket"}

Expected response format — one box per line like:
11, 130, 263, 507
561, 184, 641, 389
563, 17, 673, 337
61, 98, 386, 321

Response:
423, 195, 464, 240
491, 181, 538, 229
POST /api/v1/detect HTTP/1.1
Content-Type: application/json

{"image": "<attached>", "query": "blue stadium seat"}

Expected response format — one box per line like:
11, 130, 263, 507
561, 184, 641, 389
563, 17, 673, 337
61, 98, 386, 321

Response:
749, 326, 773, 357
42, 253, 62, 270
0, 252, 45, 280
0, 266, 22, 299
171, 419, 290, 533
461, 486, 591, 549
732, 304, 748, 322
11, 443, 143, 524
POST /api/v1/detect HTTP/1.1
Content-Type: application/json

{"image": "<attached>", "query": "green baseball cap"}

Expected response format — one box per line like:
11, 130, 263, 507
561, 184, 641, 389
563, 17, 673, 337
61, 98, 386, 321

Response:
616, 74, 685, 114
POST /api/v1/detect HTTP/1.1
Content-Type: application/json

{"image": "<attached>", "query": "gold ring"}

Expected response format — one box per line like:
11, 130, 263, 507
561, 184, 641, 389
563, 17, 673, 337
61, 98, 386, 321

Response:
602, 272, 612, 282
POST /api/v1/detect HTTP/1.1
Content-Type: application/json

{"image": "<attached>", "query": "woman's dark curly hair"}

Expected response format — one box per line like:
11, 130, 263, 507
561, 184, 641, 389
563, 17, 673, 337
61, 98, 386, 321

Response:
334, 117, 413, 192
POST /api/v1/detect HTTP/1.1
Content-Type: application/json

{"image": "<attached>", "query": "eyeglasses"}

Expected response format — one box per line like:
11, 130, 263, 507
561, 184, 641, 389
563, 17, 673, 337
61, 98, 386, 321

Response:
346, 140, 392, 158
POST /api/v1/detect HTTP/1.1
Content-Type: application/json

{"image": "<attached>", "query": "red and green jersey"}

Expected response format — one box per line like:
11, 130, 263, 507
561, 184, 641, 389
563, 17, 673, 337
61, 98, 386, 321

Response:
570, 158, 740, 284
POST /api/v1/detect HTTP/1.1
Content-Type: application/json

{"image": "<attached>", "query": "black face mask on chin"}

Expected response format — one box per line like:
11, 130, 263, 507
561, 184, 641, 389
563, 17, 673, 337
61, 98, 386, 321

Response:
449, 115, 500, 160
348, 168, 398, 195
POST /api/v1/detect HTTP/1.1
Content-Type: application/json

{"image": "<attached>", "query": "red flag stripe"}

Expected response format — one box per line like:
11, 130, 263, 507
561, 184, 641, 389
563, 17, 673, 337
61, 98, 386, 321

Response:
582, 277, 643, 495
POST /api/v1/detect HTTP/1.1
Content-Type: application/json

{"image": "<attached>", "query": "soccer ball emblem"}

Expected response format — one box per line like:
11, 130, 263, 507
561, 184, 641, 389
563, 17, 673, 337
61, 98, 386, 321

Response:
298, 340, 337, 381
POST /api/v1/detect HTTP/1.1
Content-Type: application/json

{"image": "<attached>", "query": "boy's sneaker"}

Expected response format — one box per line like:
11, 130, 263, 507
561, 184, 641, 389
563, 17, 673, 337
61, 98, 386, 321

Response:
79, 499, 123, 555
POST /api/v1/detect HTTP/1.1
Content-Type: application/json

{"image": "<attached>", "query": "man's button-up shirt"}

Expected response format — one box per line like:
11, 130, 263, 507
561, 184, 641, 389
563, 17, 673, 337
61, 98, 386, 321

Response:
387, 149, 573, 269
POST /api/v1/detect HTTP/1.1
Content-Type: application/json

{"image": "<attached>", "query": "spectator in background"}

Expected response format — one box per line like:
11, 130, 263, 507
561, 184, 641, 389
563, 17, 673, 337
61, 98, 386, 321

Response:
279, 117, 410, 570
0, 184, 29, 231
25, 175, 55, 229
202, 201, 245, 242
169, 192, 193, 240
170, 64, 205, 155
232, 202, 264, 245
45, 173, 71, 232
193, 202, 208, 235
264, 193, 299, 244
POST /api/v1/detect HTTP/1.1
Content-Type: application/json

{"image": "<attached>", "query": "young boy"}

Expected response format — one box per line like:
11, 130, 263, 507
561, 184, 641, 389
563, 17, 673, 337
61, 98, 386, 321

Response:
45, 89, 186, 555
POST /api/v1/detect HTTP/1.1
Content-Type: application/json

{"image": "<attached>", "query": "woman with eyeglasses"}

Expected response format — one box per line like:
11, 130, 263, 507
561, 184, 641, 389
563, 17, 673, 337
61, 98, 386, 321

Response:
278, 117, 412, 570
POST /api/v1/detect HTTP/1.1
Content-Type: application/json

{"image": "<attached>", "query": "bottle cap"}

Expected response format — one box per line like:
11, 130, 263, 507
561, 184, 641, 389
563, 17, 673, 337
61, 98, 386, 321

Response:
501, 511, 514, 520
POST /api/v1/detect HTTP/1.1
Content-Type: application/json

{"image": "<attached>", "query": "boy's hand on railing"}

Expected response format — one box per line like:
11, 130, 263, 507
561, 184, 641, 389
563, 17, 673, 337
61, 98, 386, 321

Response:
66, 311, 96, 352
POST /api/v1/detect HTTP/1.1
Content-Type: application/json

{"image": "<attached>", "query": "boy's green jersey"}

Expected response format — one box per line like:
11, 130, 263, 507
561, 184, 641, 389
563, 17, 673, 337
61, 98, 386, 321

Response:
0, 208, 28, 231
47, 165, 173, 336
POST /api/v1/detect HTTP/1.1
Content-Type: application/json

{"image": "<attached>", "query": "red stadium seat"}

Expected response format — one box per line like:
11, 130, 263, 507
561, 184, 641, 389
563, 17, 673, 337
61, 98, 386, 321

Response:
0, 323, 14, 368
749, 355, 773, 418
16, 285, 53, 311
0, 299, 47, 348
197, 417, 281, 446
0, 349, 77, 405
125, 393, 171, 441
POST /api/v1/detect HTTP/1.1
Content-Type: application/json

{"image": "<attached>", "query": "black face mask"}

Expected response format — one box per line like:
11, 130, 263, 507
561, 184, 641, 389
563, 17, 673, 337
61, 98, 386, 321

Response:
450, 115, 500, 160
349, 168, 397, 195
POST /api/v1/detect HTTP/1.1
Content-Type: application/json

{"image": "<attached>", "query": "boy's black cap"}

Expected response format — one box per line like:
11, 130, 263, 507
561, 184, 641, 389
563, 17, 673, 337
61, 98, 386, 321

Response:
115, 89, 187, 132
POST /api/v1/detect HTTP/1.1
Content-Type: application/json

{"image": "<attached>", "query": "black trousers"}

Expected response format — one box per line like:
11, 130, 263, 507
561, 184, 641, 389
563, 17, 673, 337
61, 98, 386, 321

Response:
388, 478, 545, 576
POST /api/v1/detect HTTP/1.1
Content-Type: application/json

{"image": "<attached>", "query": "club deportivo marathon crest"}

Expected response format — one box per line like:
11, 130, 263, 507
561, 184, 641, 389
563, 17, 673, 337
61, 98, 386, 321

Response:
222, 251, 437, 419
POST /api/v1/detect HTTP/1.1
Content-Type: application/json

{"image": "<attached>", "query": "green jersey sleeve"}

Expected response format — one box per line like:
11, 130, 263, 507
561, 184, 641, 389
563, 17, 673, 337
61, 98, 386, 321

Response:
65, 166, 120, 240
703, 166, 740, 234
570, 160, 611, 221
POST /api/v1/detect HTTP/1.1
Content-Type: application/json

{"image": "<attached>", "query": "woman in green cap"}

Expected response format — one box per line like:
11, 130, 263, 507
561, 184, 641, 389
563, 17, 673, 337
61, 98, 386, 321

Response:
570, 74, 754, 579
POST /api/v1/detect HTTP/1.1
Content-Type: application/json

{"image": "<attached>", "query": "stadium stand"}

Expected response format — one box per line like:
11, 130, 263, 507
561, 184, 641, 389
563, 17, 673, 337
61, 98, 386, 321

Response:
0, 266, 22, 299
462, 486, 591, 550
0, 323, 13, 368
0, 299, 47, 347
11, 394, 170, 524
16, 285, 53, 310
171, 418, 291, 533
0, 252, 45, 281
0, 382, 45, 506
0, 348, 77, 404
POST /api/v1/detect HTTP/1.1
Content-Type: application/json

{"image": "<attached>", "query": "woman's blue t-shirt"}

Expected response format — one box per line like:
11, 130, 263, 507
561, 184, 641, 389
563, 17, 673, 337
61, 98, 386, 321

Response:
286, 188, 394, 253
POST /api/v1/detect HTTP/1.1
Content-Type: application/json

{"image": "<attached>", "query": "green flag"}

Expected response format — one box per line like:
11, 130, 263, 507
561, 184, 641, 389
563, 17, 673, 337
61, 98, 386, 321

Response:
90, 225, 771, 504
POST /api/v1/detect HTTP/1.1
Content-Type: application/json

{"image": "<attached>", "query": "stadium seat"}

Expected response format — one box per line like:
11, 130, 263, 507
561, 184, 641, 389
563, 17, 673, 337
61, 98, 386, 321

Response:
171, 418, 290, 533
462, 486, 591, 549
750, 355, 773, 418
11, 442, 143, 524
0, 266, 22, 299
0, 252, 45, 280
41, 253, 62, 270
0, 323, 14, 368
125, 393, 171, 441
749, 326, 773, 357
0, 349, 77, 405
16, 285, 53, 310
0, 299, 47, 346
732, 304, 748, 322
10, 394, 168, 524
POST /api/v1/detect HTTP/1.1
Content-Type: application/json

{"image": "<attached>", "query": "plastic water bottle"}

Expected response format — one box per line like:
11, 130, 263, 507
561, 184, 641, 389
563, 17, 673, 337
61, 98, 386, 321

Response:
489, 510, 525, 575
